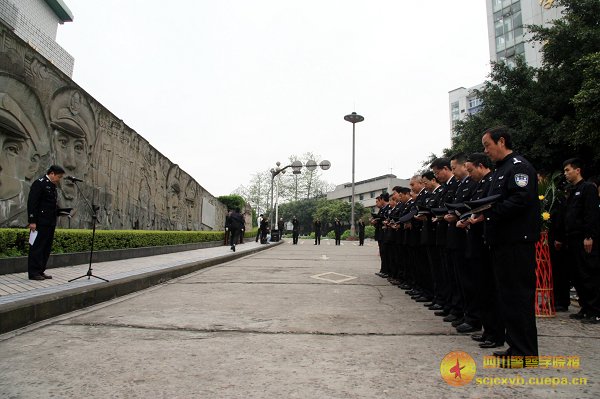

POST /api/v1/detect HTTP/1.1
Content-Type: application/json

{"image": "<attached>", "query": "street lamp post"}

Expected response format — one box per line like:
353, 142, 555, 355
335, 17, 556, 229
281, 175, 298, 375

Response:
268, 159, 331, 241
344, 111, 364, 239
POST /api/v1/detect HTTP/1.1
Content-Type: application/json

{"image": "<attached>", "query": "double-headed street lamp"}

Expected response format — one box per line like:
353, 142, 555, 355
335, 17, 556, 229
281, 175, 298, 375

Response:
268, 159, 331, 239
344, 111, 364, 239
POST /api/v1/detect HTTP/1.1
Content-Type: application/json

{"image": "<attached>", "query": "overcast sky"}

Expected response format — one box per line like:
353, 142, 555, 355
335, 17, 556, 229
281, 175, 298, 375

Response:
56, 0, 491, 197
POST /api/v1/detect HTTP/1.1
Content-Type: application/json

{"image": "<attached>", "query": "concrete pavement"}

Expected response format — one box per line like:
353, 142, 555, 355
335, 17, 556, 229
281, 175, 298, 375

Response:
1, 238, 599, 398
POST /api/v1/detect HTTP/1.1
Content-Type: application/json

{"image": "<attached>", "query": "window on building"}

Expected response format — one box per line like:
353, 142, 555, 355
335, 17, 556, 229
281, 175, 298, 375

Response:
370, 191, 375, 198
451, 101, 460, 121
359, 194, 364, 200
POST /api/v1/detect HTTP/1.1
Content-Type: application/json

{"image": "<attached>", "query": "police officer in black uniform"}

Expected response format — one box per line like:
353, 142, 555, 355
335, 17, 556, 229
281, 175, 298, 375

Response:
27, 165, 65, 280
373, 193, 390, 277
482, 126, 540, 364
461, 153, 505, 348
556, 158, 600, 323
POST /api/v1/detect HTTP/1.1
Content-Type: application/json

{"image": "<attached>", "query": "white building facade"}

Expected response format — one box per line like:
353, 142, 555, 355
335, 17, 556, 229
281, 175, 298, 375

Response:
0, 0, 74, 76
449, 0, 563, 136
327, 174, 410, 211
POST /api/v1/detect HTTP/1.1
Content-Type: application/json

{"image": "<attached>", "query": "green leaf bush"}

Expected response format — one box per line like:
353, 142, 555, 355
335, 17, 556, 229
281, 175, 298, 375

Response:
0, 228, 257, 258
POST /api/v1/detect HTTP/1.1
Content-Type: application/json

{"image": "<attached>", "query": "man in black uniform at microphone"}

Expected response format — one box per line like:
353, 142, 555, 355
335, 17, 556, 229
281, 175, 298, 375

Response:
27, 165, 65, 280
482, 126, 540, 367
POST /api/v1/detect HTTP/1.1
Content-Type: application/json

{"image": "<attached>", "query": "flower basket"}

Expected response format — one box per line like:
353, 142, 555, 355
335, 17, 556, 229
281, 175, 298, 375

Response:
535, 230, 555, 317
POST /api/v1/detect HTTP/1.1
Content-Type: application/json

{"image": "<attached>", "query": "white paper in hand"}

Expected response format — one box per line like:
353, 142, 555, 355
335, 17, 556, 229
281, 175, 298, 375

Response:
29, 230, 38, 245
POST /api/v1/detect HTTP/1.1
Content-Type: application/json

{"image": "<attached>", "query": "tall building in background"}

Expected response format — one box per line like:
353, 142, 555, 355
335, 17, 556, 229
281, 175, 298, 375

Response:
0, 0, 74, 76
448, 83, 485, 138
487, 0, 563, 68
448, 0, 563, 135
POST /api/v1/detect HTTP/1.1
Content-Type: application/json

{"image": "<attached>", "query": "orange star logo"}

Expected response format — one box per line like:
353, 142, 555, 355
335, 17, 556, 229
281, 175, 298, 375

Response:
440, 351, 476, 386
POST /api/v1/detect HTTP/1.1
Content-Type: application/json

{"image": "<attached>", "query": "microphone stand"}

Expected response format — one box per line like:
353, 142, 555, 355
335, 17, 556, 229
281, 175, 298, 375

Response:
69, 181, 109, 282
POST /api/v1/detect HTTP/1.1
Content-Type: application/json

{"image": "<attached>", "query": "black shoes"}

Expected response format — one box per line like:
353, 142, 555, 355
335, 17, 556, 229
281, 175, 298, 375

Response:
493, 349, 512, 357
443, 314, 459, 322
435, 310, 450, 317
479, 340, 504, 348
414, 296, 432, 303
41, 273, 52, 279
456, 323, 481, 333
471, 333, 485, 342
428, 304, 444, 311
582, 316, 600, 324
451, 318, 465, 327
569, 310, 587, 319
231, 246, 235, 252
29, 275, 45, 281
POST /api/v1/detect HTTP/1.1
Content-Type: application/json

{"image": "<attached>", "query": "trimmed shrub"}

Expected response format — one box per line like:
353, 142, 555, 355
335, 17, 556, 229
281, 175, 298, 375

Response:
0, 228, 255, 258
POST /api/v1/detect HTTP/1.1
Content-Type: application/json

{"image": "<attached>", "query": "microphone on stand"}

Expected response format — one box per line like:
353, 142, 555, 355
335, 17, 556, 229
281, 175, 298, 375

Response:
65, 175, 84, 182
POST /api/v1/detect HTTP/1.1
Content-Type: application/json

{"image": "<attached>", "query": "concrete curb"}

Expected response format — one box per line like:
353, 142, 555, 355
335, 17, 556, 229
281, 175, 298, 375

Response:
0, 242, 282, 334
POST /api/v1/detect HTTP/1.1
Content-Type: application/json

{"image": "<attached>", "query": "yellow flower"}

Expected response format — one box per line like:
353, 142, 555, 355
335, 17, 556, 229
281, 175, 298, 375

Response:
542, 212, 550, 221
539, 195, 545, 201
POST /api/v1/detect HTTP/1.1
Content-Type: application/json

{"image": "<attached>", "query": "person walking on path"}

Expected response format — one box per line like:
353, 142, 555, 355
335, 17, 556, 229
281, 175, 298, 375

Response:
226, 208, 244, 252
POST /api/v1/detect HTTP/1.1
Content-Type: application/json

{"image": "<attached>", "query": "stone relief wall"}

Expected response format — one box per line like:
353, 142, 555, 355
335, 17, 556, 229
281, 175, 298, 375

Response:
0, 22, 227, 230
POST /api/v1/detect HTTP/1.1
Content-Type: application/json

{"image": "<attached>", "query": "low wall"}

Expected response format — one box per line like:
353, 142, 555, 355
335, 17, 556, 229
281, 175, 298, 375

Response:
0, 240, 226, 275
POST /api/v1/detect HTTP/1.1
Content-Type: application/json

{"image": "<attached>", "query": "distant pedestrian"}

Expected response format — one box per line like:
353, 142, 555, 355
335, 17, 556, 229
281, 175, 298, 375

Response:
334, 218, 342, 245
314, 218, 322, 245
358, 219, 366, 246
255, 214, 263, 242
292, 216, 300, 244
226, 208, 244, 252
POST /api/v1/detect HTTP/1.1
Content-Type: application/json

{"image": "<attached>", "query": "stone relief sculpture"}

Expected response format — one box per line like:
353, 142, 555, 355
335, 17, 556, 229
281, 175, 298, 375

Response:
0, 74, 49, 227
50, 87, 96, 228
0, 23, 227, 231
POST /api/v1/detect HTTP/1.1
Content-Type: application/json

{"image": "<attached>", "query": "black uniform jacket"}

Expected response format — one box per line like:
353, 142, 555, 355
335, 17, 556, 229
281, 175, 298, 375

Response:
485, 153, 541, 245
562, 180, 600, 239
27, 175, 59, 227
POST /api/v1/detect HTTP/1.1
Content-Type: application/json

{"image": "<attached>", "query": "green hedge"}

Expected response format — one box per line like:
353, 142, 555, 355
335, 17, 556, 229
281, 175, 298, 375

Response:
0, 228, 257, 258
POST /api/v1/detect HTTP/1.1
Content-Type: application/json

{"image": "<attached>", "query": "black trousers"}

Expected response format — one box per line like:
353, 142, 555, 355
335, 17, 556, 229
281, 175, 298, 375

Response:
315, 234, 321, 245
28, 225, 56, 277
229, 228, 240, 247
567, 236, 600, 316
550, 244, 571, 308
475, 249, 505, 344
292, 231, 299, 244
491, 242, 538, 356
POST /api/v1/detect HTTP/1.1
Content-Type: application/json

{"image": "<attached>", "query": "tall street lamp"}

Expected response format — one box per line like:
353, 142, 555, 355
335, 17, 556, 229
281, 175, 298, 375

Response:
269, 159, 331, 240
344, 111, 364, 239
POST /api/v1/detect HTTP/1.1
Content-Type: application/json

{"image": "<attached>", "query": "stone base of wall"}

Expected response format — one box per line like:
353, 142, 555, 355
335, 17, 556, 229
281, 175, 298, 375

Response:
0, 241, 224, 275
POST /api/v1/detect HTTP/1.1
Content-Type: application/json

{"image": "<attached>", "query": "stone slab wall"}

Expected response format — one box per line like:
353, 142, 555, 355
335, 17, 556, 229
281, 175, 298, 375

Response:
0, 21, 227, 231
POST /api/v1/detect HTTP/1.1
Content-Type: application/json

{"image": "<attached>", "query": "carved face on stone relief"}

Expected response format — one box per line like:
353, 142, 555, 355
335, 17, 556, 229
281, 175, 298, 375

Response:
0, 75, 49, 226
166, 165, 182, 227
185, 179, 198, 230
50, 88, 95, 203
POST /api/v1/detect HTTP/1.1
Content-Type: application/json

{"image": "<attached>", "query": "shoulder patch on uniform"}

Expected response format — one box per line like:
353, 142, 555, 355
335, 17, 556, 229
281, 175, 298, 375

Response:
512, 157, 522, 164
515, 173, 529, 187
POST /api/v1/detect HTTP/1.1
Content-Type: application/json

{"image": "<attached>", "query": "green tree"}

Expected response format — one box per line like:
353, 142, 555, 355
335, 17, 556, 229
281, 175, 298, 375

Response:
452, 0, 600, 175
217, 195, 245, 212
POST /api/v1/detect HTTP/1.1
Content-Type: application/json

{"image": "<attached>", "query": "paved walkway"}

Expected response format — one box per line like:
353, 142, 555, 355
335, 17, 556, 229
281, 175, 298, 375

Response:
0, 238, 364, 333
1, 238, 599, 398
